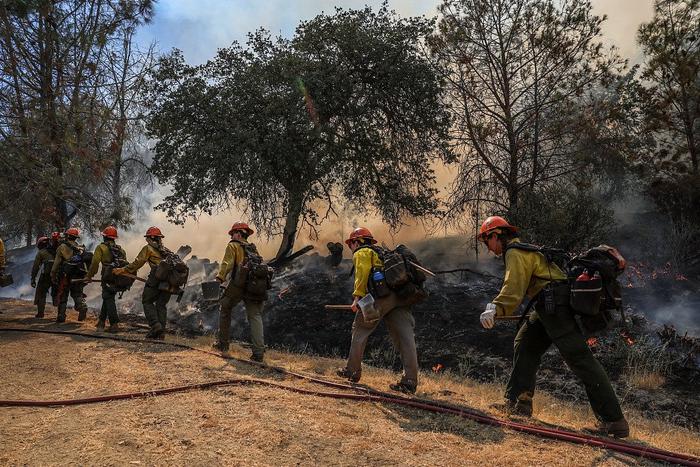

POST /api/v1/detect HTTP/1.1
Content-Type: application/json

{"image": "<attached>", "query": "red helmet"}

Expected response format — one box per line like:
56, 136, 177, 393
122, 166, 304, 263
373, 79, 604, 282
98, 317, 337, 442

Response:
51, 232, 61, 241
345, 227, 377, 246
37, 236, 49, 249
228, 222, 254, 236
144, 226, 164, 238
65, 227, 80, 238
102, 226, 118, 239
477, 216, 518, 240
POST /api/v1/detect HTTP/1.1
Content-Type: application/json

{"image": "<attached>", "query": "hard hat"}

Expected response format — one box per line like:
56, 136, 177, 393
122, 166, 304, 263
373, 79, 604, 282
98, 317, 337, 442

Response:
228, 222, 254, 236
344, 227, 377, 246
477, 216, 518, 240
144, 226, 164, 238
102, 226, 118, 239
65, 227, 81, 238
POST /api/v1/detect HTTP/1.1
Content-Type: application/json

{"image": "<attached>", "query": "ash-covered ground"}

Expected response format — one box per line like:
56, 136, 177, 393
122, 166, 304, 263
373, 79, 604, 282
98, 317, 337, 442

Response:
3, 238, 699, 428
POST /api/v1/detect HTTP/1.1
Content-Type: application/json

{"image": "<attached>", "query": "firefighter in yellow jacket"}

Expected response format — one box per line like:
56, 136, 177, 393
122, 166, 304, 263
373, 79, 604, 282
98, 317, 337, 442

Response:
114, 227, 170, 339
336, 227, 419, 394
51, 228, 88, 323
478, 216, 628, 438
213, 222, 266, 362
86, 226, 129, 332
30, 235, 58, 318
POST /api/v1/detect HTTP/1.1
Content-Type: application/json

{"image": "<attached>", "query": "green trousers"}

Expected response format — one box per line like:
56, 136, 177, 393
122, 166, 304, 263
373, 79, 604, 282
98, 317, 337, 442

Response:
33, 275, 52, 315
346, 305, 418, 385
506, 309, 624, 422
141, 285, 171, 330
99, 286, 119, 324
57, 281, 87, 320
218, 293, 265, 357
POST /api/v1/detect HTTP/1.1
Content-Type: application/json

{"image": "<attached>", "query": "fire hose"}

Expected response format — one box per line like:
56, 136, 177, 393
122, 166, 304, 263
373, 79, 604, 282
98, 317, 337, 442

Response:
0, 327, 698, 466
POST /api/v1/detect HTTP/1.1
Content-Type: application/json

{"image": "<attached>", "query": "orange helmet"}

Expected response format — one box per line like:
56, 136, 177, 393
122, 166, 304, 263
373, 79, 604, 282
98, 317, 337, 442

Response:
102, 226, 118, 239
37, 236, 49, 249
51, 232, 61, 241
228, 222, 254, 236
477, 216, 518, 240
345, 227, 377, 246
144, 226, 164, 238
65, 227, 80, 238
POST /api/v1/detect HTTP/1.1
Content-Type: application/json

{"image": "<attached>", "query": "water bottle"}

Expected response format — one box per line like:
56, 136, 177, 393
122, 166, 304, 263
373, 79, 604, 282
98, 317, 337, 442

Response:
372, 269, 390, 297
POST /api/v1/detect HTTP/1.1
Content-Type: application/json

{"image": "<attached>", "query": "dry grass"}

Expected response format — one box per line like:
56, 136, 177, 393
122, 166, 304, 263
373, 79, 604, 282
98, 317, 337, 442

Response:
1, 298, 698, 466
626, 371, 666, 391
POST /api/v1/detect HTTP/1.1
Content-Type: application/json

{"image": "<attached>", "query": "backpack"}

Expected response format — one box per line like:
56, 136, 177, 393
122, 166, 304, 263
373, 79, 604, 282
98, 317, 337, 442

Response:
62, 244, 90, 279
505, 242, 626, 331
360, 244, 428, 305
154, 245, 190, 288
101, 243, 135, 292
230, 242, 273, 301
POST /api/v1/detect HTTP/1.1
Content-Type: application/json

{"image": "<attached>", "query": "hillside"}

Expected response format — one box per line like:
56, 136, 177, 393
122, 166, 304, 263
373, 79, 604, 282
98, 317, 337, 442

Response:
1, 299, 698, 466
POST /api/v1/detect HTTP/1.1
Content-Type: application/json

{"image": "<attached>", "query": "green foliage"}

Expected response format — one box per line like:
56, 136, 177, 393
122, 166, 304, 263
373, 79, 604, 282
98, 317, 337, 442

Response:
146, 5, 453, 256
0, 1, 154, 244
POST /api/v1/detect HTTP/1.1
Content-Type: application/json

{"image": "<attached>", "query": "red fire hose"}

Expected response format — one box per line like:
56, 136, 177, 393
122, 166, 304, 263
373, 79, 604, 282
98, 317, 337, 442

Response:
1, 327, 698, 466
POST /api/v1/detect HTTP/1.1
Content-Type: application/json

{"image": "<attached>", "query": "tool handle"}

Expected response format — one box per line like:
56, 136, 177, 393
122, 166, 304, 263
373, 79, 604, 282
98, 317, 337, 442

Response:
408, 261, 436, 277
70, 278, 101, 284
325, 304, 355, 311
119, 271, 146, 283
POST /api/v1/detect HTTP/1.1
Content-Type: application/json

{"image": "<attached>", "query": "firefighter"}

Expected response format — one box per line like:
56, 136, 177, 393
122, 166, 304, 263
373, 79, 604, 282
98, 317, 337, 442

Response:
213, 222, 266, 362
86, 226, 128, 332
30, 235, 58, 318
50, 228, 88, 323
113, 227, 170, 339
336, 227, 419, 394
477, 216, 629, 438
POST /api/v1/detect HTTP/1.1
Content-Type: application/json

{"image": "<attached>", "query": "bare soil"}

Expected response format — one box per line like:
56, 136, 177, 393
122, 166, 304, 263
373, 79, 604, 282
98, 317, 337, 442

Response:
1, 299, 698, 466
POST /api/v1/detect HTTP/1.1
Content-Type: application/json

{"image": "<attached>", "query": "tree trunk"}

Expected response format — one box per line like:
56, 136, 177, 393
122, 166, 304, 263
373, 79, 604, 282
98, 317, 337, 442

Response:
25, 220, 33, 247
274, 192, 304, 261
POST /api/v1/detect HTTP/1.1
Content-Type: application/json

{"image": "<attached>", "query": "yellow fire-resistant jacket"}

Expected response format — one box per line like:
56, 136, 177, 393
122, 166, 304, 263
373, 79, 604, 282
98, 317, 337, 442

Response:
216, 240, 248, 282
87, 241, 127, 280
492, 238, 567, 317
124, 244, 162, 275
0, 238, 5, 270
31, 248, 55, 281
51, 240, 83, 281
352, 246, 383, 297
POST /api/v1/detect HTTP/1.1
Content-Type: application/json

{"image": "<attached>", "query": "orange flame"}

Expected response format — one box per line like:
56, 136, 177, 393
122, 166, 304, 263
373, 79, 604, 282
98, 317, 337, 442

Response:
432, 363, 444, 373
587, 337, 598, 347
620, 330, 635, 346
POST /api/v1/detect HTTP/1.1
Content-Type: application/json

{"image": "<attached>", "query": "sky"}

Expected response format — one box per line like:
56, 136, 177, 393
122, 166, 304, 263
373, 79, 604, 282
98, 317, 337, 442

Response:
127, 0, 656, 261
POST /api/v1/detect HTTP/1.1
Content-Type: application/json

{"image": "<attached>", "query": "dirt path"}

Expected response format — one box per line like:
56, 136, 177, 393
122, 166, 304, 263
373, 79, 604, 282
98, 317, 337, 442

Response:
1, 299, 695, 466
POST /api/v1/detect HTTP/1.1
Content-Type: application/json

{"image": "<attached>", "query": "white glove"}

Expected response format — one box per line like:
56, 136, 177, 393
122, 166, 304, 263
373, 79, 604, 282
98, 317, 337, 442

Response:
480, 303, 497, 329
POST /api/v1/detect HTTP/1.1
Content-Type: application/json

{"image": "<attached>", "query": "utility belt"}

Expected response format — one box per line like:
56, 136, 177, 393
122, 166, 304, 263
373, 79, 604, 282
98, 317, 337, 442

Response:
534, 281, 571, 315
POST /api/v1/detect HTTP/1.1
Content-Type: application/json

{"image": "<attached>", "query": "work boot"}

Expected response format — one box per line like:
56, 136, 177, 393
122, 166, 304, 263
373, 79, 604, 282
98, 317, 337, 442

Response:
96, 320, 106, 331
250, 353, 264, 363
107, 323, 121, 333
56, 314, 66, 324
491, 398, 533, 417
586, 418, 630, 439
35, 312, 45, 318
77, 309, 87, 321
212, 341, 230, 353
146, 322, 163, 339
389, 380, 417, 395
336, 367, 361, 383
